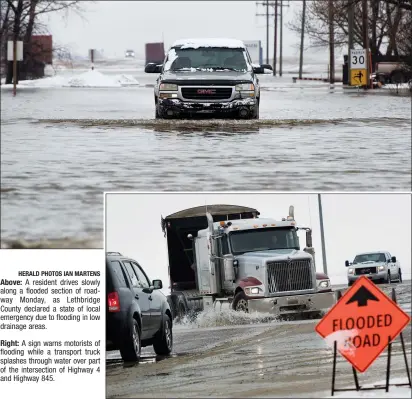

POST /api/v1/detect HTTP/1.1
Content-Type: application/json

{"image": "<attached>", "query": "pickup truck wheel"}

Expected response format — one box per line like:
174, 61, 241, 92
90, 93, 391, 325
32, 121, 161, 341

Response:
153, 315, 173, 356
385, 272, 391, 284
155, 106, 161, 119
348, 281, 353, 287
119, 318, 141, 362
252, 104, 260, 119
232, 291, 249, 313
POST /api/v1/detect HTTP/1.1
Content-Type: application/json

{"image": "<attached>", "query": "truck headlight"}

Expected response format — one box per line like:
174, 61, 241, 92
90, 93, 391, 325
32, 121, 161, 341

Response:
348, 268, 354, 274
160, 83, 178, 91
245, 287, 263, 296
235, 83, 255, 91
319, 280, 330, 288
378, 265, 385, 271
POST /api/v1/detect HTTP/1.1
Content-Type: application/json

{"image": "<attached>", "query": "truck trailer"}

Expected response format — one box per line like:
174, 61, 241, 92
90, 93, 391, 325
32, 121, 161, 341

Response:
162, 204, 335, 321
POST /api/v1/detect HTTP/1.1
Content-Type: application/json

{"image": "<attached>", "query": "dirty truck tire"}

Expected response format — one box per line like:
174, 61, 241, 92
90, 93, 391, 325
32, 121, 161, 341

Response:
120, 318, 141, 362
232, 291, 249, 313
153, 315, 173, 356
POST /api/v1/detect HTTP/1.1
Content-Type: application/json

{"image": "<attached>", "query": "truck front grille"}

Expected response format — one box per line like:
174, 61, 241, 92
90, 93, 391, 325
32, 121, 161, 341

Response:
181, 87, 232, 100
355, 267, 377, 275
267, 259, 313, 293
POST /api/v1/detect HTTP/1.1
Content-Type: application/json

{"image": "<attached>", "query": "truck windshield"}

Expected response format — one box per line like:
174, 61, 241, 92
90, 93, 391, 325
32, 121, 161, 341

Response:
229, 227, 299, 255
164, 47, 249, 72
353, 253, 386, 264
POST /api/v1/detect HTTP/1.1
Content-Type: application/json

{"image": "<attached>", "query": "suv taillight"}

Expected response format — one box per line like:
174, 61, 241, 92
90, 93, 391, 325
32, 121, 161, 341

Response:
108, 292, 120, 312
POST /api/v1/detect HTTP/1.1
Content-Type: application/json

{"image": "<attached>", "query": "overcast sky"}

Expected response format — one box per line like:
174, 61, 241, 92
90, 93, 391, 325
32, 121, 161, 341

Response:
106, 193, 411, 292
43, 1, 337, 62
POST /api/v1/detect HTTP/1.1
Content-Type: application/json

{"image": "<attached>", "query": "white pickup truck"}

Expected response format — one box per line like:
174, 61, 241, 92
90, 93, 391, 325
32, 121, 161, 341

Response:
345, 251, 402, 286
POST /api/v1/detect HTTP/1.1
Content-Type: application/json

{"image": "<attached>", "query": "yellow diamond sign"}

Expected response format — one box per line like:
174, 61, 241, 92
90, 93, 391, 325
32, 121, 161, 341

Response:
350, 69, 368, 86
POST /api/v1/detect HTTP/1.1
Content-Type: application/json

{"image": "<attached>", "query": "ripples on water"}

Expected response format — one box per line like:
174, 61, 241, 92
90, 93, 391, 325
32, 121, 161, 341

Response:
1, 84, 411, 244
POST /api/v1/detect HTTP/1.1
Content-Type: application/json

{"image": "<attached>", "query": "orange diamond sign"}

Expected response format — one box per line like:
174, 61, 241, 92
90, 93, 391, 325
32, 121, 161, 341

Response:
315, 276, 411, 373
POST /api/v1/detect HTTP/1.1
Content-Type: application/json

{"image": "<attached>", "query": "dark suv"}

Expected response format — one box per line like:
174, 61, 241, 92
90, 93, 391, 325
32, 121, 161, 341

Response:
106, 252, 173, 362
145, 38, 272, 120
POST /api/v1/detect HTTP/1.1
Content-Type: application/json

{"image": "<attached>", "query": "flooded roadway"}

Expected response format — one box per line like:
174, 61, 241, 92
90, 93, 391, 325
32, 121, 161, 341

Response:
106, 282, 411, 398
1, 73, 411, 247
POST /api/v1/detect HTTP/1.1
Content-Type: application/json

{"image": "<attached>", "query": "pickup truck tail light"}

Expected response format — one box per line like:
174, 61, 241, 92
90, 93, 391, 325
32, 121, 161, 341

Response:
108, 292, 120, 312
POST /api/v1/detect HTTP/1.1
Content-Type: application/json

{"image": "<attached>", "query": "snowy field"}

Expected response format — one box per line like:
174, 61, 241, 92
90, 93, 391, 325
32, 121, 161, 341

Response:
1, 61, 411, 247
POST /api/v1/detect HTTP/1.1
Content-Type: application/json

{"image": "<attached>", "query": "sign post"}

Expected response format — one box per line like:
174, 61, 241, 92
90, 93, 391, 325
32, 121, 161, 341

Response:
7, 40, 23, 96
349, 49, 368, 87
316, 276, 411, 396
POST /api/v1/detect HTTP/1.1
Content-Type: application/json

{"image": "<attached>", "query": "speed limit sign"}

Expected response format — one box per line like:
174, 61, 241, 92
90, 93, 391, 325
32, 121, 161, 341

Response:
350, 49, 367, 69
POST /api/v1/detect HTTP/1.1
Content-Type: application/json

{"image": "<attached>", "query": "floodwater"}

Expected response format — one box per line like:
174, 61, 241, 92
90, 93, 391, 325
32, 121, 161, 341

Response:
106, 282, 411, 398
1, 69, 411, 247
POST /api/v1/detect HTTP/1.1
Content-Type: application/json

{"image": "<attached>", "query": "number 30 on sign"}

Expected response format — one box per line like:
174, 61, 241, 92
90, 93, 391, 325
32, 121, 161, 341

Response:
350, 49, 367, 69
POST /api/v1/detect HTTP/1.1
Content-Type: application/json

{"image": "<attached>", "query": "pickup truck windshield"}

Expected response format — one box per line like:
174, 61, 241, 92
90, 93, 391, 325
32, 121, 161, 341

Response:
353, 253, 386, 264
165, 47, 249, 72
229, 227, 299, 255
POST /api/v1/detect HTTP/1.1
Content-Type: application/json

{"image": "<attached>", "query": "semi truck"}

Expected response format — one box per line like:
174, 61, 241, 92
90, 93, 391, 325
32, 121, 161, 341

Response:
162, 204, 335, 321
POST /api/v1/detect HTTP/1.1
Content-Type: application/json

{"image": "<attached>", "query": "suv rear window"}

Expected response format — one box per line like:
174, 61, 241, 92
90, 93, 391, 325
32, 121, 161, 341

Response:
110, 260, 128, 287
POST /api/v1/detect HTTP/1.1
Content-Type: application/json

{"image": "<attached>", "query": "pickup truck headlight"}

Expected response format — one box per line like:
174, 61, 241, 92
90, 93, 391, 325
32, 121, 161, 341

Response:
160, 83, 178, 91
378, 265, 385, 271
348, 268, 354, 274
235, 83, 255, 91
245, 286, 263, 296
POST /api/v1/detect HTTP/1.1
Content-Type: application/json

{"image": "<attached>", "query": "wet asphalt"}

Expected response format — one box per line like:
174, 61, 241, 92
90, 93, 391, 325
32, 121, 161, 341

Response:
106, 282, 411, 398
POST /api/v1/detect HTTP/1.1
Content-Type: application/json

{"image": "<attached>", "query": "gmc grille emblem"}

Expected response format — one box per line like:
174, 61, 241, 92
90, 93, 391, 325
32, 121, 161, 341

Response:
197, 89, 216, 94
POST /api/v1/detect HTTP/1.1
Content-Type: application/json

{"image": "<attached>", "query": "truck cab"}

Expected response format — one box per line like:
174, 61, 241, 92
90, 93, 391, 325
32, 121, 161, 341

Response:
345, 251, 402, 286
145, 38, 272, 120
162, 204, 335, 320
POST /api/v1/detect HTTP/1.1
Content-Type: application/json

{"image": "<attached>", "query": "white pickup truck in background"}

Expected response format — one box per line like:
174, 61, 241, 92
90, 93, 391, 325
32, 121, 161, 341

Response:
345, 251, 402, 286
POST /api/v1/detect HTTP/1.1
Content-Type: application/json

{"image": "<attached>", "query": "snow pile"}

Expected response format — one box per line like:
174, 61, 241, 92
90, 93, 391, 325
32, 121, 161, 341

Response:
172, 38, 245, 49
0, 69, 139, 89
324, 329, 358, 357
115, 74, 140, 86
65, 70, 122, 87
325, 377, 411, 398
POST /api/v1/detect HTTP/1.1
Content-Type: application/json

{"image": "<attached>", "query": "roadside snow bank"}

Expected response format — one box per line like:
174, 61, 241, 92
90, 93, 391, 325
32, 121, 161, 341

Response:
0, 69, 139, 89
325, 377, 411, 397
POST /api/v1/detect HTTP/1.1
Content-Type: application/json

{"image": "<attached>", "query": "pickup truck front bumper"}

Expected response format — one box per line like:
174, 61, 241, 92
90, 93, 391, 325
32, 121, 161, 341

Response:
158, 97, 257, 118
248, 291, 336, 316
348, 270, 387, 283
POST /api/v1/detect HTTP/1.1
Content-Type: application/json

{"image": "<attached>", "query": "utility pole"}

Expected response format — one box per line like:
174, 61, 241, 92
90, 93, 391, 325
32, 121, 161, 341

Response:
273, 0, 278, 76
299, 0, 306, 79
280, 0, 283, 76
362, 0, 370, 88
348, 0, 354, 86
318, 194, 328, 276
256, 1, 274, 65
328, 0, 335, 84
266, 0, 269, 64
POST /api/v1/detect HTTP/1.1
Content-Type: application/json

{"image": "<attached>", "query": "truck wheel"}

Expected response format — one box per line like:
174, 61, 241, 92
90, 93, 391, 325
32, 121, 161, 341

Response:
155, 106, 161, 119
175, 300, 187, 323
153, 314, 173, 356
120, 318, 141, 362
348, 281, 353, 287
232, 291, 249, 313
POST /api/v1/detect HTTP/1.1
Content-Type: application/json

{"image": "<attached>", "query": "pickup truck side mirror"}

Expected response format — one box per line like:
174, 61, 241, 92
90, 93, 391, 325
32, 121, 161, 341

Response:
261, 63, 273, 71
391, 256, 396, 263
145, 63, 162, 73
152, 279, 163, 289
252, 66, 264, 74
345, 260, 350, 267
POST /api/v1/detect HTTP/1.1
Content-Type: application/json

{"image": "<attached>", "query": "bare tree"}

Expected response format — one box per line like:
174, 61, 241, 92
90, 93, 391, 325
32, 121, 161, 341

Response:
1, 0, 86, 83
288, 0, 411, 58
